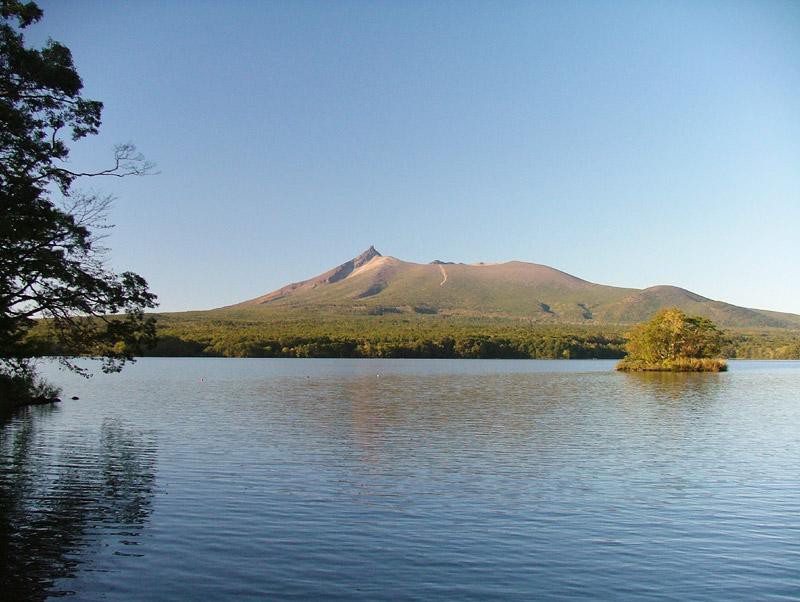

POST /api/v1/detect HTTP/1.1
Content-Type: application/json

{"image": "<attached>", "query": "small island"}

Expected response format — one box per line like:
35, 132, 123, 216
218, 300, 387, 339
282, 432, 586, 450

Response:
616, 308, 727, 372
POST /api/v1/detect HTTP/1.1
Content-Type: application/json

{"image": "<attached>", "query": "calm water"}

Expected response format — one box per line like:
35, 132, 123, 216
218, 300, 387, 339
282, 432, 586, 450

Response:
1, 359, 799, 601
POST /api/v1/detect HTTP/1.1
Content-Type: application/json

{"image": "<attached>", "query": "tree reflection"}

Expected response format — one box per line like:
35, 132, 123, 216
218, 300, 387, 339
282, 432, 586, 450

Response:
0, 408, 156, 601
620, 370, 722, 403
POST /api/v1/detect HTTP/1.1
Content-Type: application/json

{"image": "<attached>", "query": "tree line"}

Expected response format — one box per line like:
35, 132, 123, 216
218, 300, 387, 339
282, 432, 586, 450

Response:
26, 316, 796, 360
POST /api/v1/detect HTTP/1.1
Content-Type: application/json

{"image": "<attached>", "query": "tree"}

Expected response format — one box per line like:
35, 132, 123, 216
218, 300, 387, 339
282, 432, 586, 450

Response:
617, 308, 726, 371
1, 1, 157, 402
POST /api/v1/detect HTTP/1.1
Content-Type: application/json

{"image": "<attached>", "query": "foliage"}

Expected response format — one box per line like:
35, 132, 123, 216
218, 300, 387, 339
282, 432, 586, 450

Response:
123, 315, 629, 359
617, 308, 727, 371
0, 360, 60, 410
1, 1, 156, 403
26, 309, 800, 362
721, 329, 800, 360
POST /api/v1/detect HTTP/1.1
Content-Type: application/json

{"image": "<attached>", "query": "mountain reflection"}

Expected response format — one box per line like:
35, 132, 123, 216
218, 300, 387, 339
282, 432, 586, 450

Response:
261, 372, 604, 466
0, 408, 157, 601
252, 370, 732, 489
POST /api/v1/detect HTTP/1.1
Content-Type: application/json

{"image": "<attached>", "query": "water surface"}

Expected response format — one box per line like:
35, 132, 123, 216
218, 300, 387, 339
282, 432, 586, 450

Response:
2, 359, 799, 600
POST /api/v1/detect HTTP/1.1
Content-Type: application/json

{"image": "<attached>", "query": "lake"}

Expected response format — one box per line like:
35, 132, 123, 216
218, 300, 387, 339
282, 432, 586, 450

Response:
1, 358, 799, 600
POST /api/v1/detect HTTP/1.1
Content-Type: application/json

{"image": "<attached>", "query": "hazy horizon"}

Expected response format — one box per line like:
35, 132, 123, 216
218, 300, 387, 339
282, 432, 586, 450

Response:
33, 0, 800, 313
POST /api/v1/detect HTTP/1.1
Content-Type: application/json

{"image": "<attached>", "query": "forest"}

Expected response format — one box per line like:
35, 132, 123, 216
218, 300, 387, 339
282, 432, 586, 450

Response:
27, 314, 800, 361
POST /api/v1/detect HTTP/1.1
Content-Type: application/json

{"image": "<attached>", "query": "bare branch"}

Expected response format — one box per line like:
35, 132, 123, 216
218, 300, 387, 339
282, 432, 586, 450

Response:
56, 143, 158, 180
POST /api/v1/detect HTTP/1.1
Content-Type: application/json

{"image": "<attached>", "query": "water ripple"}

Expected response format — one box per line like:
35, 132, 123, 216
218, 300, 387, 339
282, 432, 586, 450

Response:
1, 359, 799, 600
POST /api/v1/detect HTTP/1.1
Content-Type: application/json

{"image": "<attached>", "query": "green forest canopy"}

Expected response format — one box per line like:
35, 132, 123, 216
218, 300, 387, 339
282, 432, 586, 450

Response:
28, 311, 800, 360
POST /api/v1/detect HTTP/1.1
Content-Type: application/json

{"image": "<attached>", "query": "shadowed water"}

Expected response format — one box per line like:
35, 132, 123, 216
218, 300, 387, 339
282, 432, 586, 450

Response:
1, 359, 799, 600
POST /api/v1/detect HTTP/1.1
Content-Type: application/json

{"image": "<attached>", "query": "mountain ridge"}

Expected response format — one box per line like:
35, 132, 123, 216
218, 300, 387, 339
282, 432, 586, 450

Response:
221, 247, 800, 329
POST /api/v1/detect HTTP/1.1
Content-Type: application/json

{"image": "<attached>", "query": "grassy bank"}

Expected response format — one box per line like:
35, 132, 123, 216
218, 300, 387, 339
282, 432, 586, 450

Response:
616, 358, 728, 372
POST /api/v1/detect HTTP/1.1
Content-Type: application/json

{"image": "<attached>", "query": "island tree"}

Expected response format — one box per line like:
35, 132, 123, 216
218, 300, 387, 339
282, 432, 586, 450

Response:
1, 0, 157, 404
616, 308, 727, 372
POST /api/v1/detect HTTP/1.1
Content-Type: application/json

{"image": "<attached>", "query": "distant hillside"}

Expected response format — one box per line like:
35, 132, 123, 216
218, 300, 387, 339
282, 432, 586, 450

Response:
213, 247, 800, 329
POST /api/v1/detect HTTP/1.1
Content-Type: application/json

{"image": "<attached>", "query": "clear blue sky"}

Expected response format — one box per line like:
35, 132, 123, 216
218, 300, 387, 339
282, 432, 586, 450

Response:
33, 0, 800, 313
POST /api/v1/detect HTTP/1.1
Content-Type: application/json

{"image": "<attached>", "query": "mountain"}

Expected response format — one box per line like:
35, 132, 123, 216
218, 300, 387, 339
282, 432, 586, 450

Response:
218, 247, 800, 328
